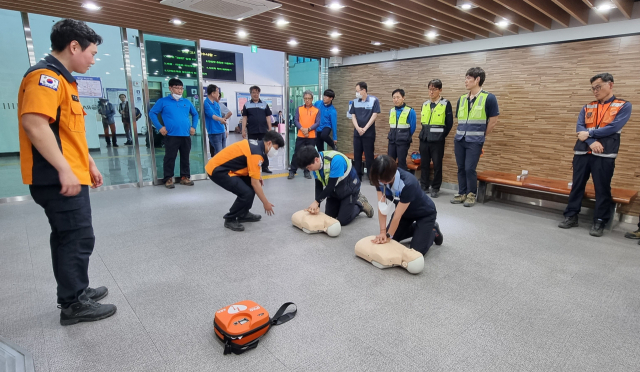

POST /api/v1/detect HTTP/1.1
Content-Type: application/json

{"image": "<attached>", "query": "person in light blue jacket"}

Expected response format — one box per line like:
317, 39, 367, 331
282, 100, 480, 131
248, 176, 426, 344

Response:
313, 89, 338, 151
149, 78, 199, 188
98, 98, 117, 147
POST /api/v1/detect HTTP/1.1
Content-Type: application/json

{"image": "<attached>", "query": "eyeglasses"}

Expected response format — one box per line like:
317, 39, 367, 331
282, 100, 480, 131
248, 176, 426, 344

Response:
428, 88, 440, 92
589, 85, 604, 93
171, 86, 184, 91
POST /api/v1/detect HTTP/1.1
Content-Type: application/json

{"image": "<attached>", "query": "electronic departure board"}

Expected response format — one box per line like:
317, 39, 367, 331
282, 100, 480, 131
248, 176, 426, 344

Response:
201, 48, 237, 81
160, 43, 197, 77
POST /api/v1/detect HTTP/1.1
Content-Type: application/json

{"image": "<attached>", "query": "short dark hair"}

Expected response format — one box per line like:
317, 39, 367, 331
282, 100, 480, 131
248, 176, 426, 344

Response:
168, 78, 183, 87
590, 73, 614, 84
250, 85, 261, 93
392, 88, 405, 98
207, 84, 218, 95
295, 146, 320, 168
428, 79, 443, 90
118, 94, 126, 98
323, 89, 335, 99
466, 67, 486, 86
263, 130, 284, 148
50, 19, 102, 52
356, 82, 368, 92
370, 155, 398, 189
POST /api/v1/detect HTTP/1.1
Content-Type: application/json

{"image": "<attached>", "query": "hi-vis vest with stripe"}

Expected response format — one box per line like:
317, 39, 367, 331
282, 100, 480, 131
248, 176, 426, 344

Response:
574, 98, 627, 158
314, 151, 353, 187
455, 91, 488, 143
388, 106, 413, 144
421, 98, 448, 142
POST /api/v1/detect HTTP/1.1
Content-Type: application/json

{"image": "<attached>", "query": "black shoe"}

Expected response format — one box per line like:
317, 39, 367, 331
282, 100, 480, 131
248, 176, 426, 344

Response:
625, 229, 640, 239
85, 286, 108, 302
558, 215, 579, 229
287, 172, 295, 179
112, 144, 119, 148
59, 298, 117, 326
421, 184, 428, 192
262, 168, 272, 174
224, 218, 245, 231
589, 220, 604, 237
106, 143, 111, 147
430, 189, 439, 198
433, 222, 443, 246
304, 171, 312, 179
238, 211, 261, 223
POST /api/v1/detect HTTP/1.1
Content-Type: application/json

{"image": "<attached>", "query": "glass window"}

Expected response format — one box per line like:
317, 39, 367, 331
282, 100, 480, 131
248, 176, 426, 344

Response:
143, 34, 204, 182
29, 15, 142, 186
0, 9, 31, 198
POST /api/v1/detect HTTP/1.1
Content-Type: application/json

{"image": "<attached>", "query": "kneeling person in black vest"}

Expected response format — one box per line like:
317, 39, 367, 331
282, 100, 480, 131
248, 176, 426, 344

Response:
296, 146, 374, 226
206, 131, 285, 231
370, 155, 443, 255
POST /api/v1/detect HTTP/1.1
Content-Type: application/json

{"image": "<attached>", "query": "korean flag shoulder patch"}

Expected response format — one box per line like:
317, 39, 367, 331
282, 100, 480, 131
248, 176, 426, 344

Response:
39, 75, 59, 91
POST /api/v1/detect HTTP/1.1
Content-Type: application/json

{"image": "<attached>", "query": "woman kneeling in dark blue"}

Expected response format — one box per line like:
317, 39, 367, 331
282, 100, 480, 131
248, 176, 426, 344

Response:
370, 155, 443, 254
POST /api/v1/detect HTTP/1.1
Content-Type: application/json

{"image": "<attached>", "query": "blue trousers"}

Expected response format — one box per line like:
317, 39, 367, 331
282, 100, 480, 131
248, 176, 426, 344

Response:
454, 139, 484, 195
208, 133, 226, 158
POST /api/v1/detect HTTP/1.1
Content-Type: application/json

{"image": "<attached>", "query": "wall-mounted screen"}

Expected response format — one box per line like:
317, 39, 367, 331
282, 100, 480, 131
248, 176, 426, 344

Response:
201, 48, 237, 81
145, 40, 197, 78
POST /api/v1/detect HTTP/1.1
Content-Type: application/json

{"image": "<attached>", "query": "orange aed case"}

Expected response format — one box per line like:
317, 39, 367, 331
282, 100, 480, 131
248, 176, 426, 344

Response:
213, 300, 296, 355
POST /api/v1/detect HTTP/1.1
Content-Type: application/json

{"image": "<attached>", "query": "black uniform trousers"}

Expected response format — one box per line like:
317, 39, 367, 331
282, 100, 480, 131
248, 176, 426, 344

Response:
209, 171, 255, 220
290, 137, 315, 174
163, 135, 191, 182
564, 154, 615, 224
353, 134, 376, 180
30, 185, 95, 306
316, 127, 336, 151
454, 139, 484, 195
322, 170, 363, 226
248, 133, 269, 171
419, 140, 445, 191
390, 213, 437, 255
388, 142, 410, 171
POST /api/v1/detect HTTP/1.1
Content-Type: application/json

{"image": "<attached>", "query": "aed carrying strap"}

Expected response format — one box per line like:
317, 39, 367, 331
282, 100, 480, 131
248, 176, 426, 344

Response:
217, 302, 297, 355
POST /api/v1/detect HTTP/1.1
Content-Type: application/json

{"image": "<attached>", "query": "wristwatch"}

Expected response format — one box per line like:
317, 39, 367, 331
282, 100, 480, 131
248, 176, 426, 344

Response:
386, 232, 392, 239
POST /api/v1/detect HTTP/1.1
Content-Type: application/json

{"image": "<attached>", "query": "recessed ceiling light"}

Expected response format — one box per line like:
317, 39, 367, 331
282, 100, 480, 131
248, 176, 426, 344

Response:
95, 58, 101, 61
328, 30, 342, 38
237, 18, 244, 21
456, 0, 476, 10
103, 53, 110, 56
495, 19, 510, 28
81, 2, 102, 11
595, 3, 616, 12
170, 19, 186, 25
461, 3, 472, 9
326, 1, 345, 9
330, 47, 340, 53
275, 18, 290, 26
120, 68, 124, 70
381, 18, 398, 26
150, 58, 158, 62
288, 39, 298, 46
371, 41, 382, 46
426, 31, 438, 39
105, 72, 110, 74
43, 53, 48, 56
237, 30, 248, 38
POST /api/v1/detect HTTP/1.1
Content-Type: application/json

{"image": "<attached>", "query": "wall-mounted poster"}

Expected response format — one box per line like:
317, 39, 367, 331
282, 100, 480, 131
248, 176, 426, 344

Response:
74, 76, 103, 98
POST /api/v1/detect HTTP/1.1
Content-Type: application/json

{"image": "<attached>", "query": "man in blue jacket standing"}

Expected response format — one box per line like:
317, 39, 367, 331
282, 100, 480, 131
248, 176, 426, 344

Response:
314, 89, 338, 151
149, 78, 199, 189
204, 84, 227, 158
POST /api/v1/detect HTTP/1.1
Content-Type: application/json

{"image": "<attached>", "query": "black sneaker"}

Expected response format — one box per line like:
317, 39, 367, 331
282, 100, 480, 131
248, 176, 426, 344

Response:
433, 222, 443, 246
224, 218, 245, 231
238, 211, 261, 223
304, 171, 312, 179
262, 168, 272, 174
558, 215, 579, 229
589, 220, 604, 237
287, 172, 295, 180
85, 286, 108, 302
430, 189, 439, 198
59, 298, 117, 326
112, 143, 119, 148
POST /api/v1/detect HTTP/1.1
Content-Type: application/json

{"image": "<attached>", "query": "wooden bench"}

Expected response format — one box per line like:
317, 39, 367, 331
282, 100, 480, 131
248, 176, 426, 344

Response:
477, 170, 638, 230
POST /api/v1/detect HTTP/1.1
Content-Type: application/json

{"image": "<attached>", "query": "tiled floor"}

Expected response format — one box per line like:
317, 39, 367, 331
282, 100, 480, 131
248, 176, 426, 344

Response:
1, 177, 640, 371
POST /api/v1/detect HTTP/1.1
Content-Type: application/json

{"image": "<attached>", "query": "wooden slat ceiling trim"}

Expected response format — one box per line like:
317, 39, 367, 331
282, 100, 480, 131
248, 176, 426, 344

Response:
0, 0, 635, 59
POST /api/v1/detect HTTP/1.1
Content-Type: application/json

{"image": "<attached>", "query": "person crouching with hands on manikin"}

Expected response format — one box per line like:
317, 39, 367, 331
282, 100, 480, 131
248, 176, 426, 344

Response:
296, 146, 374, 226
370, 155, 443, 254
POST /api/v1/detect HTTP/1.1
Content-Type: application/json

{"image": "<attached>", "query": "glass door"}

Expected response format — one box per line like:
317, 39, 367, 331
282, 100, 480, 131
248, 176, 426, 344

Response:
287, 56, 320, 163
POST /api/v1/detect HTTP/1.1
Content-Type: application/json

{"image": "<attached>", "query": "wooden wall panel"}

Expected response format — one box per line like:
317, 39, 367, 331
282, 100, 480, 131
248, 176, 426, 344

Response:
329, 35, 640, 214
